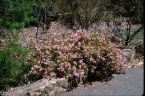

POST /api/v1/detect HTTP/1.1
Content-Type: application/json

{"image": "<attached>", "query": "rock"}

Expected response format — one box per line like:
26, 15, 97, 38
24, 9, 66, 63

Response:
55, 79, 68, 89
135, 43, 144, 56
2, 78, 68, 96
122, 48, 135, 64
27, 91, 41, 96
49, 87, 66, 96
55, 87, 66, 95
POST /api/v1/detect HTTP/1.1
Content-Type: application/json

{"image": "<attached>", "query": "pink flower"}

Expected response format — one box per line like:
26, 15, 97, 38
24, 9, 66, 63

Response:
72, 67, 76, 71
43, 61, 48, 65
57, 60, 61, 63
79, 71, 84, 76
45, 46, 50, 49
68, 74, 73, 79
79, 65, 82, 68
34, 65, 40, 69
73, 61, 77, 65
57, 68, 61, 71
68, 67, 71, 70
78, 42, 81, 47
75, 73, 79, 77
36, 46, 41, 51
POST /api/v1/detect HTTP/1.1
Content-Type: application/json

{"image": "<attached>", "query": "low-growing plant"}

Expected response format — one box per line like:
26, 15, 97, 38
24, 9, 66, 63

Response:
26, 29, 127, 85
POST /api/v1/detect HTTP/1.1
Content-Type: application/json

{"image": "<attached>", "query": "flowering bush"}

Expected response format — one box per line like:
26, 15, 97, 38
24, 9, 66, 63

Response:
25, 29, 126, 83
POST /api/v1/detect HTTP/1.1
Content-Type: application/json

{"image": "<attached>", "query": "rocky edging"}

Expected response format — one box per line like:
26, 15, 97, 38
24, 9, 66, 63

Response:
1, 78, 69, 96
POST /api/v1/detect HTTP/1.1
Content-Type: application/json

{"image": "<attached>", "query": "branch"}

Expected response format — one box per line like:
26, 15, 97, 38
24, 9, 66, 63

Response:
119, 17, 126, 30
116, 27, 126, 41
112, 18, 126, 40
128, 25, 144, 43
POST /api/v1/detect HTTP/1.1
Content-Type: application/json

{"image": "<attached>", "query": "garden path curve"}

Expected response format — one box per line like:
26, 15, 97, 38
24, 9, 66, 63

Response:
62, 66, 144, 96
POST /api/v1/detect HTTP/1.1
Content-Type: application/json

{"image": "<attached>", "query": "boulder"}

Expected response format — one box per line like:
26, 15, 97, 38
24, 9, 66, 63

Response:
2, 78, 68, 96
135, 43, 144, 56
122, 48, 135, 64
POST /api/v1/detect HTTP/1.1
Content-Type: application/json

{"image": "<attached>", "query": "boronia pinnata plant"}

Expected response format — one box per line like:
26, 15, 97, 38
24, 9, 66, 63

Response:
25, 29, 127, 83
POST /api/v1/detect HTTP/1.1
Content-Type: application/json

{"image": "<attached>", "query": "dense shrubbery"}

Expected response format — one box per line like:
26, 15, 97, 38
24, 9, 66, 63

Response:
0, 0, 36, 30
25, 30, 127, 84
0, 39, 31, 91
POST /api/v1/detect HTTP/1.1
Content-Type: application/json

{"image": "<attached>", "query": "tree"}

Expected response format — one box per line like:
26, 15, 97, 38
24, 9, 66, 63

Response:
0, 0, 36, 30
53, 0, 106, 29
108, 0, 144, 46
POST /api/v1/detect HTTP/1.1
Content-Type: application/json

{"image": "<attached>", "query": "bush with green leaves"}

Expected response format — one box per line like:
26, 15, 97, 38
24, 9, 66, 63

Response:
26, 29, 127, 84
0, 39, 31, 91
0, 0, 36, 30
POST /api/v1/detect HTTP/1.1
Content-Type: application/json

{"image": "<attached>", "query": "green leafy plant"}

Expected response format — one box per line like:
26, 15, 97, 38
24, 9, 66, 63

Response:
0, 0, 36, 30
0, 39, 31, 91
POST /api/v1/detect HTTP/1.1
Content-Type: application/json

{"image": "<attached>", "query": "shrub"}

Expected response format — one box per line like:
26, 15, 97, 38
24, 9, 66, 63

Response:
0, 0, 36, 30
0, 39, 31, 91
26, 29, 127, 84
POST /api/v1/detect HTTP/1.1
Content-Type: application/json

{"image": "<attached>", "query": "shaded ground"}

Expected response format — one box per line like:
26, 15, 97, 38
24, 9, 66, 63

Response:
62, 66, 144, 96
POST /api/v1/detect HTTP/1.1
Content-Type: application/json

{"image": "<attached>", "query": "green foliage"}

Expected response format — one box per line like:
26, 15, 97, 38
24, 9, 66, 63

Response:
0, 38, 31, 91
106, 0, 144, 46
54, 0, 106, 29
75, 0, 106, 29
131, 0, 144, 24
110, 0, 143, 24
0, 0, 36, 30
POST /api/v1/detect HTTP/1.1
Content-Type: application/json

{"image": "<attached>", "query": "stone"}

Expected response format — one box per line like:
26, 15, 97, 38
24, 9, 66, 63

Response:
55, 78, 68, 89
135, 43, 144, 56
27, 91, 41, 96
1, 78, 68, 96
53, 87, 66, 96
122, 48, 135, 64
43, 84, 56, 95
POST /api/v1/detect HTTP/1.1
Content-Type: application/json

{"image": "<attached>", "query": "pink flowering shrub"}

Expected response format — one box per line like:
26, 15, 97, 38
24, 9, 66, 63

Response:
25, 29, 126, 83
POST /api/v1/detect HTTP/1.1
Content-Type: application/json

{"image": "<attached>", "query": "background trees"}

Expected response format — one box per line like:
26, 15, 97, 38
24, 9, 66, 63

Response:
53, 0, 106, 29
0, 0, 36, 30
106, 0, 144, 45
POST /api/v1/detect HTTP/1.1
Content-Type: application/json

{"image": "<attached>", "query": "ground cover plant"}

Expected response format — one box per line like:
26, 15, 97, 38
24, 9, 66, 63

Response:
25, 29, 127, 87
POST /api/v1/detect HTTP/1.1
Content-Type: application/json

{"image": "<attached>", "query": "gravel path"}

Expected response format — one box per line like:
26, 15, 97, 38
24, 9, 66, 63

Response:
62, 66, 144, 96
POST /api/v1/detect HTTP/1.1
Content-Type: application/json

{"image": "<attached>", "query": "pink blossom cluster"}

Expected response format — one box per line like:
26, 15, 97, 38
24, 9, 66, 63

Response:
26, 29, 126, 82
